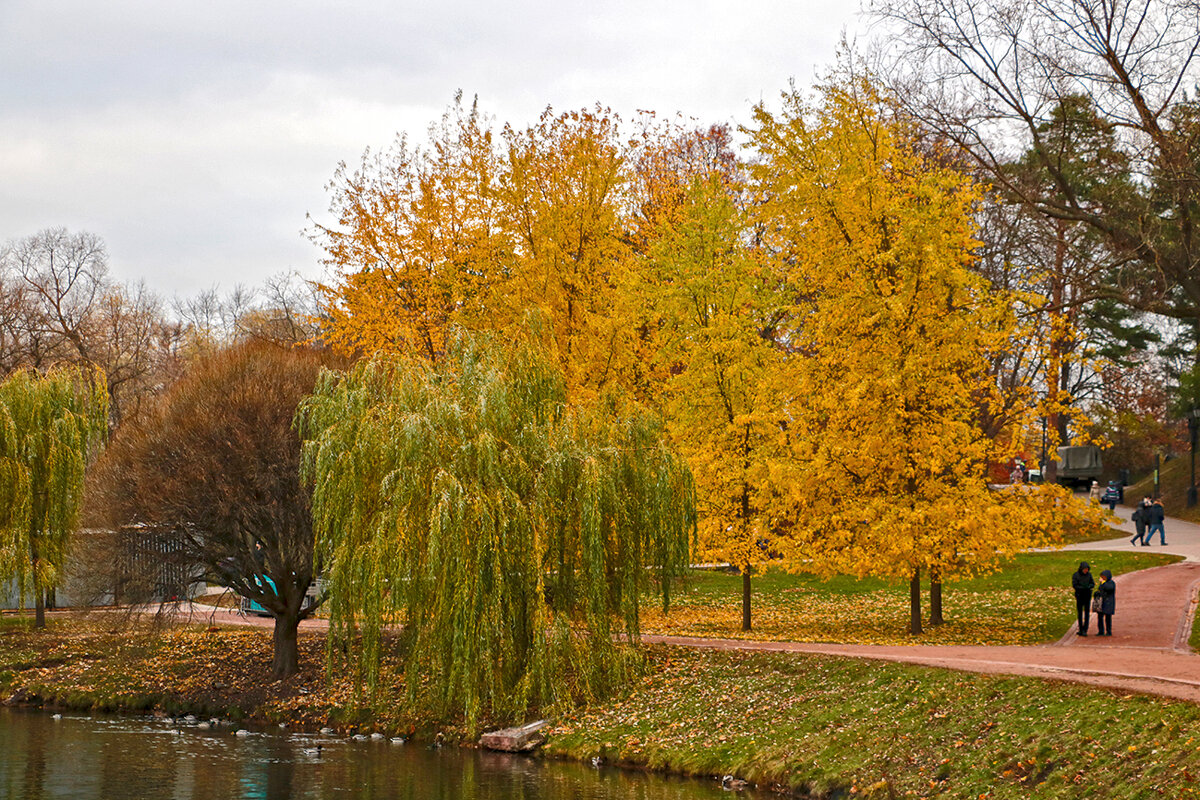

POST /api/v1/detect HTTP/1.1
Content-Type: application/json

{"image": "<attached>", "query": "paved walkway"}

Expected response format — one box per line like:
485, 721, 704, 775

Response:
646, 505, 1200, 702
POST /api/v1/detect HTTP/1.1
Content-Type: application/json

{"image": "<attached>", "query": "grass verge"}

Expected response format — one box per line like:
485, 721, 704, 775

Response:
0, 615, 427, 735
549, 645, 1200, 799
4, 612, 1200, 797
644, 550, 1181, 646
1126, 457, 1200, 524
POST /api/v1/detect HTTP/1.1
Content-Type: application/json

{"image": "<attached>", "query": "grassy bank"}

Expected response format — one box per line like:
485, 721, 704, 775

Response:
1126, 456, 1200, 524
0, 615, 423, 735
4, 613, 1200, 797
548, 645, 1200, 798
644, 551, 1180, 646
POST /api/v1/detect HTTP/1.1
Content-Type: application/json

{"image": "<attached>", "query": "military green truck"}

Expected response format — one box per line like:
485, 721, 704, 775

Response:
1054, 445, 1103, 488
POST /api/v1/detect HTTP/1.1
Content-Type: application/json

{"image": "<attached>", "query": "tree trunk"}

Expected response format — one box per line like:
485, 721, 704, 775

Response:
31, 541, 45, 629
271, 611, 301, 679
929, 570, 943, 626
742, 567, 752, 632
1044, 223, 1067, 485
33, 585, 45, 629
909, 568, 922, 635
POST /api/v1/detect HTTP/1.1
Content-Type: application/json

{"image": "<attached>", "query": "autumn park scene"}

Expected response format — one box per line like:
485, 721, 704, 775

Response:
4, 0, 1200, 798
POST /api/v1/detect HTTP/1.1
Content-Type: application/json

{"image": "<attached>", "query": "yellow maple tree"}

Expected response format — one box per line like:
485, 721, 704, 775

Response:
751, 76, 1091, 633
311, 94, 506, 361
313, 98, 660, 402
639, 172, 791, 631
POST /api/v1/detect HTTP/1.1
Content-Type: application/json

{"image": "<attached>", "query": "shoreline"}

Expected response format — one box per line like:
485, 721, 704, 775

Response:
4, 614, 1200, 797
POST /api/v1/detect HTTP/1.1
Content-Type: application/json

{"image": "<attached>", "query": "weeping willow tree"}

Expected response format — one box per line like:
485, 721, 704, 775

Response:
0, 366, 108, 627
298, 326, 694, 731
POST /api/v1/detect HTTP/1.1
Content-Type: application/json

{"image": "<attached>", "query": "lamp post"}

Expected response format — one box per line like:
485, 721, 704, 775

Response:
1040, 415, 1047, 484
1189, 409, 1200, 508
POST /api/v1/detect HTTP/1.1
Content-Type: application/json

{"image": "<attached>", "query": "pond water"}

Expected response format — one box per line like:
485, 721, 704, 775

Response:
0, 708, 753, 800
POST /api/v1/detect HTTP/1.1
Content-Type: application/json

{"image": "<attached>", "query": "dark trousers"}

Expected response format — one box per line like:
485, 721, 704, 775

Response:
1075, 595, 1091, 633
1097, 612, 1112, 636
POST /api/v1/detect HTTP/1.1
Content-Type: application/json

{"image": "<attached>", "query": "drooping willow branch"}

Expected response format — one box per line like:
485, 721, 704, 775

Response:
298, 324, 694, 731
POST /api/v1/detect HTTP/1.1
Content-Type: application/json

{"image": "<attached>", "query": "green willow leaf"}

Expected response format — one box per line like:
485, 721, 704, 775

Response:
0, 366, 107, 615
298, 325, 694, 732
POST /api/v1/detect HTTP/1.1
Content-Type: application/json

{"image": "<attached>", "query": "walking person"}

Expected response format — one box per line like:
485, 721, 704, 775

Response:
1146, 497, 1167, 545
1072, 561, 1095, 636
1103, 481, 1121, 511
1094, 569, 1116, 636
1130, 497, 1149, 546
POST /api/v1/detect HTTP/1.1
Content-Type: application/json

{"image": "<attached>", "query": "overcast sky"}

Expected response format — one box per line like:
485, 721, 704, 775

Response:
0, 1, 865, 298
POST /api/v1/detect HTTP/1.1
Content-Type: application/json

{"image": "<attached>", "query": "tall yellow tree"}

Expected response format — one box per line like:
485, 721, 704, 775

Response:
642, 175, 790, 631
752, 77, 1084, 633
313, 98, 654, 401
498, 106, 636, 398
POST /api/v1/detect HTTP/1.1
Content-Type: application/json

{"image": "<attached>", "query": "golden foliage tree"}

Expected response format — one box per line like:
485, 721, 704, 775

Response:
310, 95, 505, 361
640, 174, 790, 631
752, 77, 1088, 633
313, 97, 651, 401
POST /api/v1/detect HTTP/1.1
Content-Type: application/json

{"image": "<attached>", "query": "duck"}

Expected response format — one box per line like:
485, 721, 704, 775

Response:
722, 775, 749, 790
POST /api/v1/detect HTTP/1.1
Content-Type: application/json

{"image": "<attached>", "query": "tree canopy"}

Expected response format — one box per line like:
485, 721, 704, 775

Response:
86, 342, 332, 677
750, 77, 1096, 631
0, 365, 107, 627
298, 323, 694, 731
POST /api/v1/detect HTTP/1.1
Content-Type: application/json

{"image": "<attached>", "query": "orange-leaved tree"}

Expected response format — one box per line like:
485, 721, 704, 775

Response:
752, 76, 1088, 634
312, 97, 659, 402
310, 94, 507, 362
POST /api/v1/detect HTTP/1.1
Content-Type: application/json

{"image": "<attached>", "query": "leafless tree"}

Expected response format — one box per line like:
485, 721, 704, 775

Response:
173, 272, 323, 350
874, 0, 1200, 319
86, 342, 336, 678
0, 229, 184, 424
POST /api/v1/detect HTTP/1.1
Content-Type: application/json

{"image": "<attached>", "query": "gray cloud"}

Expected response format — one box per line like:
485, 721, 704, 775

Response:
0, 0, 860, 296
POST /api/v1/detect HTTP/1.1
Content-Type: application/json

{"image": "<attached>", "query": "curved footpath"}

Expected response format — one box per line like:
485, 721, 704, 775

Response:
645, 508, 1200, 702
171, 508, 1200, 702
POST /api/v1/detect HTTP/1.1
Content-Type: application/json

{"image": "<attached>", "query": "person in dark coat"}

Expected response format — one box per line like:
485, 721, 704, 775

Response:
1072, 562, 1095, 636
1130, 498, 1149, 546
1146, 497, 1167, 545
1094, 569, 1116, 636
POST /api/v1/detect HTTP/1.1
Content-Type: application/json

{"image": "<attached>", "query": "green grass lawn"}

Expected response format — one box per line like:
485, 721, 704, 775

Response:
548, 645, 1200, 799
642, 550, 1180, 646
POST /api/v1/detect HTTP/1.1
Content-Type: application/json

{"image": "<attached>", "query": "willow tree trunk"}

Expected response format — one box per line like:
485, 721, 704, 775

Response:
909, 568, 922, 635
31, 542, 45, 629
742, 567, 752, 632
929, 570, 944, 626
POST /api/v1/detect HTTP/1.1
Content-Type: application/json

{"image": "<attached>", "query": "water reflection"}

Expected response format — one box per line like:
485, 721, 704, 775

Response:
0, 709, 748, 800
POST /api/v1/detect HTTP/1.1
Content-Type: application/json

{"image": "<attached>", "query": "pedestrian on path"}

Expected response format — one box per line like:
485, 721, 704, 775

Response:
1130, 497, 1149, 546
1094, 569, 1116, 636
1146, 497, 1167, 545
1089, 481, 1103, 504
1072, 561, 1095, 636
